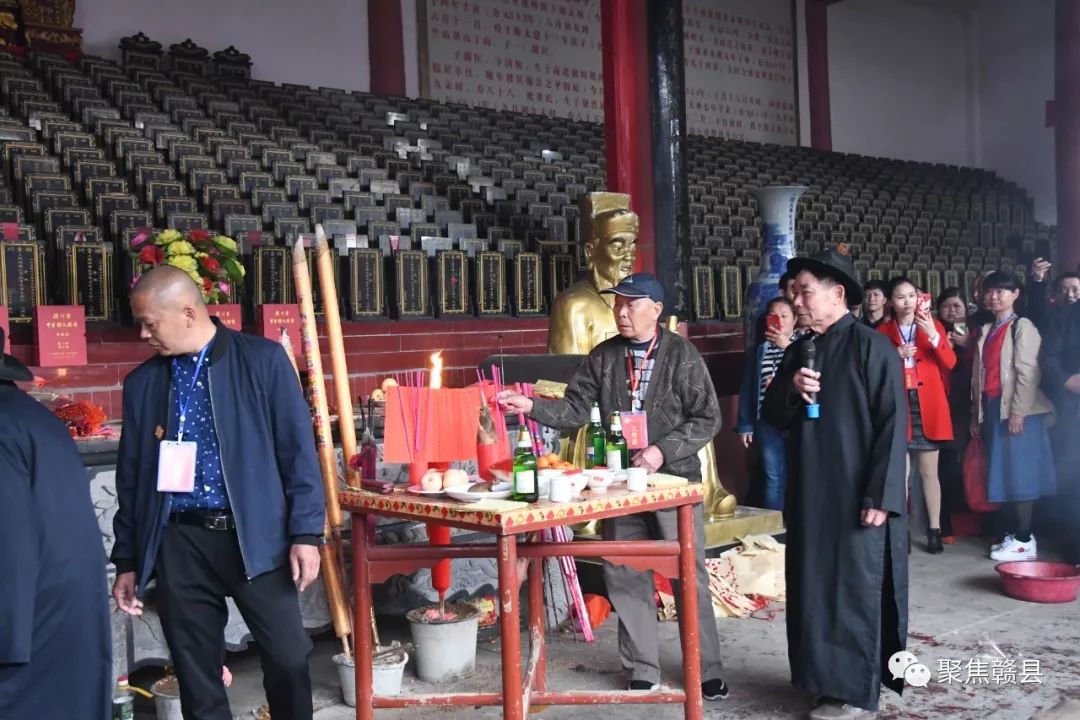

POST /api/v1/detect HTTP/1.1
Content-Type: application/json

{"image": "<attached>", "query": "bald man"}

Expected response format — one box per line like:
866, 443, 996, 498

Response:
111, 267, 325, 720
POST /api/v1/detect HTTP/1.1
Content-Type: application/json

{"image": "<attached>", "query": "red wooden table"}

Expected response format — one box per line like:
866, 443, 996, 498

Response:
339, 483, 706, 720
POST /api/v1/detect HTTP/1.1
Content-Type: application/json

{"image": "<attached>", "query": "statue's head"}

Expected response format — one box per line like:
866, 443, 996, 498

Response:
581, 192, 638, 286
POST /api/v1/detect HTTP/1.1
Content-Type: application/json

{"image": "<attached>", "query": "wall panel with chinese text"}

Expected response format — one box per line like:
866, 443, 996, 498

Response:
683, 0, 797, 144
423, 0, 798, 145
424, 0, 604, 123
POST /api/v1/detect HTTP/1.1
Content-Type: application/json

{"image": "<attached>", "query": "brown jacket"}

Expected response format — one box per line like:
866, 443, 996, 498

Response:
530, 327, 721, 482
971, 317, 1055, 423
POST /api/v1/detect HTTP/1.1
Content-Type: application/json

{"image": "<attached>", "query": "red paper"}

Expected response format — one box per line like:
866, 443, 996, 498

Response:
33, 305, 88, 367
208, 304, 242, 331
0, 305, 9, 353
2, 223, 18, 242
256, 304, 301, 351
383, 385, 483, 464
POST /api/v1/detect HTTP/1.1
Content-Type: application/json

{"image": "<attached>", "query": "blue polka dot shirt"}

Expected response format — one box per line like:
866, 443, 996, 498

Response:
169, 335, 229, 512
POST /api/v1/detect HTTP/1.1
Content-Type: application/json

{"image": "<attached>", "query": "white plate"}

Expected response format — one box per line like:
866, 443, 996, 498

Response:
445, 488, 514, 503
406, 486, 446, 496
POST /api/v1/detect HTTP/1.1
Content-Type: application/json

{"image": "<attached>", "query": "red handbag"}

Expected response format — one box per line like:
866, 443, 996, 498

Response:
963, 435, 1000, 512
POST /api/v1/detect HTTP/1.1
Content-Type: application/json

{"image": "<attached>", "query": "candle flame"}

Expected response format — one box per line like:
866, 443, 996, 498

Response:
430, 351, 443, 389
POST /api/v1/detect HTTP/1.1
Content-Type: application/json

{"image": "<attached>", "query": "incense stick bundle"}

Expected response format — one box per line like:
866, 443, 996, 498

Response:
319, 538, 354, 658
292, 237, 343, 528
314, 225, 360, 490
279, 283, 356, 656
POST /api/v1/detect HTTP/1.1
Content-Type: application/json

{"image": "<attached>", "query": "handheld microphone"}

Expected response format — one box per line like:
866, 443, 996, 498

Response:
800, 339, 819, 419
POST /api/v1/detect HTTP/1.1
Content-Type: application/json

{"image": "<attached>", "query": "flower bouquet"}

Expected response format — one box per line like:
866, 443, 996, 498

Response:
131, 229, 245, 304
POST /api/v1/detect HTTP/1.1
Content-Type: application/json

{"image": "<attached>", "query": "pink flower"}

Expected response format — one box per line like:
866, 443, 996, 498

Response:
131, 231, 149, 248
218, 281, 230, 295
130, 274, 141, 289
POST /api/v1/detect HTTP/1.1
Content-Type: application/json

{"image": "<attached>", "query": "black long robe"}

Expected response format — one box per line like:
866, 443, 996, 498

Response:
0, 381, 111, 719
763, 313, 909, 711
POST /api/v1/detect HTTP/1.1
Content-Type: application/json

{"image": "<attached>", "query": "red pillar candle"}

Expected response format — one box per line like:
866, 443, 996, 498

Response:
427, 461, 452, 600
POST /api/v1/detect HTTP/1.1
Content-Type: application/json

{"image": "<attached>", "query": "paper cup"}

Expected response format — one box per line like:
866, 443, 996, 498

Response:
626, 467, 648, 492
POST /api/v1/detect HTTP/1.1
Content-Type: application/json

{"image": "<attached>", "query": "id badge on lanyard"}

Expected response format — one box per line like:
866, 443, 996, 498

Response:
157, 440, 197, 492
898, 322, 918, 390
157, 346, 208, 493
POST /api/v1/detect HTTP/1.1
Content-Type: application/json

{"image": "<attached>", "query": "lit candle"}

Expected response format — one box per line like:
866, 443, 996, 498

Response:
430, 351, 443, 389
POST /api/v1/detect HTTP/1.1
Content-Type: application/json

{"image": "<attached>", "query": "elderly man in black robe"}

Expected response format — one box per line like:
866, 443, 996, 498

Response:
764, 248, 909, 720
0, 327, 112, 719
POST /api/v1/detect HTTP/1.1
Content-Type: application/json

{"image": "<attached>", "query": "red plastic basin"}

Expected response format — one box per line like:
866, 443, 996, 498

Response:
995, 561, 1080, 603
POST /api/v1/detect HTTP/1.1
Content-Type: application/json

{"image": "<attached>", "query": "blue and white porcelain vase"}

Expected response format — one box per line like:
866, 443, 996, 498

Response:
744, 185, 807, 333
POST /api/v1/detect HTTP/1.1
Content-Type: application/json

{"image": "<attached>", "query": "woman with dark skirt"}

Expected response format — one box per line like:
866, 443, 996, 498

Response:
935, 288, 974, 542
880, 277, 957, 553
971, 271, 1057, 561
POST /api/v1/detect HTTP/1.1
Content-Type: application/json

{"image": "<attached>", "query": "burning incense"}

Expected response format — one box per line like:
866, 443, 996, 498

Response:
291, 237, 342, 528
315, 224, 360, 490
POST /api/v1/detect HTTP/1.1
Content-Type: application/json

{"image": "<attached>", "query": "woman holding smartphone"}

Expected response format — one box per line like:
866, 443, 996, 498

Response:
970, 271, 1057, 561
935, 288, 973, 542
879, 277, 957, 553
736, 297, 796, 510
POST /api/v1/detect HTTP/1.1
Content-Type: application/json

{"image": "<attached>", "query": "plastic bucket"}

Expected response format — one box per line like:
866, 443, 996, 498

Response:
333, 647, 409, 706
151, 677, 182, 720
407, 603, 480, 682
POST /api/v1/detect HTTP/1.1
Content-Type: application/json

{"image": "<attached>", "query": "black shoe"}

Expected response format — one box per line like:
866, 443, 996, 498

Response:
628, 680, 659, 691
703, 677, 729, 701
927, 529, 944, 555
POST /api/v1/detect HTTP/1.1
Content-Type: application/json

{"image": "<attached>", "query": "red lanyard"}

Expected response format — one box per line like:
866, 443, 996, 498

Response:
626, 332, 659, 398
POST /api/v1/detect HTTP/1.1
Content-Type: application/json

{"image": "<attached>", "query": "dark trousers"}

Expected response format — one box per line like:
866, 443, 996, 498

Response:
156, 524, 313, 720
601, 503, 724, 685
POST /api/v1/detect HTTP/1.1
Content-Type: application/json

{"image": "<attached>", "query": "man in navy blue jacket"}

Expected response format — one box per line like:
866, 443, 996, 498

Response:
111, 266, 325, 720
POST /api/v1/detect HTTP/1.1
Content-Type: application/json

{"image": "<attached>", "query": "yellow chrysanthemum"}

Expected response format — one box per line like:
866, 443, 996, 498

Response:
166, 240, 196, 256
167, 255, 198, 273
157, 229, 182, 244
213, 235, 238, 253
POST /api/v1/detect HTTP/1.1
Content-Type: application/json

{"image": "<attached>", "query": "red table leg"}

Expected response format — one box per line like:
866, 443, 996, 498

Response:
498, 534, 523, 719
352, 511, 374, 720
527, 555, 547, 691
676, 504, 703, 720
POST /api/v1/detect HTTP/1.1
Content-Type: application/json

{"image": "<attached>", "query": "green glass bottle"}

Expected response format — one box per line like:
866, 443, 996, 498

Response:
606, 412, 629, 470
111, 676, 134, 720
585, 403, 605, 469
512, 426, 538, 502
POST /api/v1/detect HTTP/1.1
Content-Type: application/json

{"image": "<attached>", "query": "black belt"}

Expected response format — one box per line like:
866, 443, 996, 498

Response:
169, 510, 235, 531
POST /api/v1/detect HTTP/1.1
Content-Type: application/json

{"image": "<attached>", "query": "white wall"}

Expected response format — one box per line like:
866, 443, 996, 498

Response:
974, 0, 1056, 223
74, 0, 370, 92
827, 0, 973, 166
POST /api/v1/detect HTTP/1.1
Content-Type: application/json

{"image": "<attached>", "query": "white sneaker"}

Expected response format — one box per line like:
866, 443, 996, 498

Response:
990, 534, 1014, 553
990, 535, 1037, 562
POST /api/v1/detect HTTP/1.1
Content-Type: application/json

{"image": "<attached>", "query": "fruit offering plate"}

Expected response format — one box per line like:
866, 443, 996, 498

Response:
445, 481, 513, 503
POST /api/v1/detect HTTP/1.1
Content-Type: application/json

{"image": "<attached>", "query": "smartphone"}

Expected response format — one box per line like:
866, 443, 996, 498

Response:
953, 322, 967, 337
917, 292, 932, 315
766, 313, 782, 336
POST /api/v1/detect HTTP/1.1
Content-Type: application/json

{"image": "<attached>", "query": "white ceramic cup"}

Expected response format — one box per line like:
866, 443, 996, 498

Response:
626, 467, 648, 492
549, 475, 572, 503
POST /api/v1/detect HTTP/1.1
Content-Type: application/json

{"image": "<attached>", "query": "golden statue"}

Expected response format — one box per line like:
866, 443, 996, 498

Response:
548, 192, 735, 520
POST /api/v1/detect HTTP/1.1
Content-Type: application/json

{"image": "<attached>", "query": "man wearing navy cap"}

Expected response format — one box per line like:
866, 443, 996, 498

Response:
499, 272, 728, 700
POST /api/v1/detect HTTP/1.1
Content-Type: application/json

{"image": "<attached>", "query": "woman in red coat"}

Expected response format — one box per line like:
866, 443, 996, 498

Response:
880, 277, 957, 554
